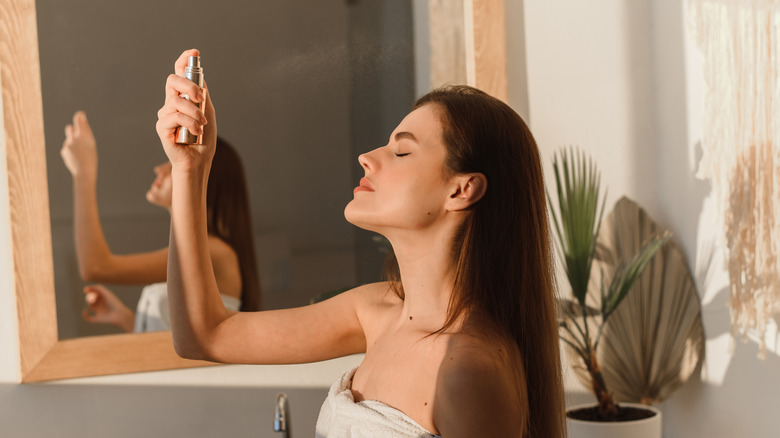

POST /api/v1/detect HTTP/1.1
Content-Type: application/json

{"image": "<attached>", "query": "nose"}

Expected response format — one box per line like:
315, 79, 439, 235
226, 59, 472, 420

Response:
358, 148, 380, 174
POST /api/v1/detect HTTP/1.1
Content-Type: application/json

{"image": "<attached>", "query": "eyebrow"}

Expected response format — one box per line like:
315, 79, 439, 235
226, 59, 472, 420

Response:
394, 131, 418, 143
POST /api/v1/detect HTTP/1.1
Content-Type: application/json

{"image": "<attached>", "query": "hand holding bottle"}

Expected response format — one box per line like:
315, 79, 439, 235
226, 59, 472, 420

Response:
82, 284, 135, 333
156, 49, 217, 176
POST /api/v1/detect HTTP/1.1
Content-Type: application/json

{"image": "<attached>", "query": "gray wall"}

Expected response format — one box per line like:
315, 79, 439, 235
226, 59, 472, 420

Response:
0, 383, 328, 437
39, 0, 414, 338
347, 1, 415, 285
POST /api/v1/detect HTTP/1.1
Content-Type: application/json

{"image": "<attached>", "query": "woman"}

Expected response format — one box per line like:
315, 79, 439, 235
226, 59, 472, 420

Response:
61, 112, 260, 332
157, 49, 564, 437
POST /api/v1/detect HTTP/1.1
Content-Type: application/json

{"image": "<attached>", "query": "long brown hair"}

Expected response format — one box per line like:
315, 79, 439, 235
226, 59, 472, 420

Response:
206, 137, 261, 312
384, 86, 565, 437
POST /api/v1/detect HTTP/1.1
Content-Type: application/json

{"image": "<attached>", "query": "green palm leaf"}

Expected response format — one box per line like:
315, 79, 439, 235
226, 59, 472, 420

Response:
601, 232, 671, 320
548, 147, 606, 307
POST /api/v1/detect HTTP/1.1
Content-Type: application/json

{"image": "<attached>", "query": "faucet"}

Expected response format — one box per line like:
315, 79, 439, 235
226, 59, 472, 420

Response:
274, 392, 290, 438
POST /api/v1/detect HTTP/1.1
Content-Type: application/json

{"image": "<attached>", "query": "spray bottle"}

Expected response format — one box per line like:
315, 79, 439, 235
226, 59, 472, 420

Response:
175, 55, 205, 144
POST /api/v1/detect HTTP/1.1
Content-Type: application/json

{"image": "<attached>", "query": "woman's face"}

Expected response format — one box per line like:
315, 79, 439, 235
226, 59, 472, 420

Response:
344, 104, 455, 234
146, 162, 173, 209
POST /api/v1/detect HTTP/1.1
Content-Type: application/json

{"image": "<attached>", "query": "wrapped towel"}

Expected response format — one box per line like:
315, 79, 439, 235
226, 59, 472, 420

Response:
134, 282, 241, 333
315, 367, 440, 438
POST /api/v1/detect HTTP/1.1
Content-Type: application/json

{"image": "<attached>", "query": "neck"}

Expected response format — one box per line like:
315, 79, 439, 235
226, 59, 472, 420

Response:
387, 223, 462, 331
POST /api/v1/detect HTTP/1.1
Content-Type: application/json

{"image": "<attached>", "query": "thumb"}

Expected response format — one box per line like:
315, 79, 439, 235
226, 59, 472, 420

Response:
202, 87, 217, 146
84, 291, 98, 305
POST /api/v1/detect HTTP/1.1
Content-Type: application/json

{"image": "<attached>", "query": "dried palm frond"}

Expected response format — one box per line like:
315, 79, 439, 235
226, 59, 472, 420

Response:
567, 197, 705, 404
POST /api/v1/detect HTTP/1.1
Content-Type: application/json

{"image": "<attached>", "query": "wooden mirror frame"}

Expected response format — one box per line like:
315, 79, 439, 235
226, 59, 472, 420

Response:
3, 0, 506, 383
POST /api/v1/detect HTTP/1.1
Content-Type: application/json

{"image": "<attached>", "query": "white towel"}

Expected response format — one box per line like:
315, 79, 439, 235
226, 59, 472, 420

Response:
315, 367, 440, 438
134, 282, 241, 333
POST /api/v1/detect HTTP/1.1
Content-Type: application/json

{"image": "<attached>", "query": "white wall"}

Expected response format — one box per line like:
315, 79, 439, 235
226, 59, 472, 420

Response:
521, 0, 780, 436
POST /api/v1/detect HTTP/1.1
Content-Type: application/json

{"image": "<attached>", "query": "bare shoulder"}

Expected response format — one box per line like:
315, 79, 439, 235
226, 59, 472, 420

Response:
433, 334, 525, 437
436, 335, 516, 395
207, 235, 238, 263
336, 281, 401, 338
343, 281, 400, 306
337, 281, 400, 314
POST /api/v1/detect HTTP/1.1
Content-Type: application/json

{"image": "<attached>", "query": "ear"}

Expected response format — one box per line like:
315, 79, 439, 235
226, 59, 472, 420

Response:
445, 173, 487, 211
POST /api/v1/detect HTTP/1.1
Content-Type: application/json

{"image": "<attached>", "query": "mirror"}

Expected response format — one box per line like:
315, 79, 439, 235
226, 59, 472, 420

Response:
4, 0, 504, 382
38, 0, 414, 341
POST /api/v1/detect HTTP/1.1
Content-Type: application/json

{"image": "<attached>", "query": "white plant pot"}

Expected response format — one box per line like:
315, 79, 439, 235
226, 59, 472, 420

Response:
566, 403, 662, 438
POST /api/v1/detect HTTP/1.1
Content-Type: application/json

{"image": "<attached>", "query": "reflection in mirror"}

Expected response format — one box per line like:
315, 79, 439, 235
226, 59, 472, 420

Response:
36, 0, 414, 340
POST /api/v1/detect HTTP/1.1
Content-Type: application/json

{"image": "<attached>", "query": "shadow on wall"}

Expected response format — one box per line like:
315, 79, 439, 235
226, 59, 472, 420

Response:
662, 338, 780, 437
0, 383, 327, 437
660, 173, 780, 437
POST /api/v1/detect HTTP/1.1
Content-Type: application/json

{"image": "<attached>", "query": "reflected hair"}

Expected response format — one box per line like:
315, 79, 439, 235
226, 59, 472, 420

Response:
383, 86, 565, 437
206, 137, 261, 311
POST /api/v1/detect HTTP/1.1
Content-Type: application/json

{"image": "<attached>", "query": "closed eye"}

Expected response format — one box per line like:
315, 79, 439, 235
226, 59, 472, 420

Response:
395, 153, 411, 157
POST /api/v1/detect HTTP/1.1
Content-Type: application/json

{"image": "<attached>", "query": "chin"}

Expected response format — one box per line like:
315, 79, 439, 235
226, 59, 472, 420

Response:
344, 201, 382, 233
145, 192, 166, 208
343, 201, 361, 227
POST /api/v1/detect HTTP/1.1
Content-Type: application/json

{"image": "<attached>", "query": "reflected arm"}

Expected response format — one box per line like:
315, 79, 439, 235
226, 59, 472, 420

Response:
71, 174, 168, 285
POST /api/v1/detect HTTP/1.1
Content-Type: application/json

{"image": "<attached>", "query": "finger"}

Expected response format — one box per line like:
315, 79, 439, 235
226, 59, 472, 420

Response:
84, 284, 108, 297
169, 95, 206, 125
175, 49, 200, 77
160, 92, 206, 123
84, 291, 99, 305
157, 104, 175, 120
90, 284, 110, 293
64, 124, 74, 142
165, 74, 205, 103
157, 112, 203, 137
72, 112, 81, 136
157, 93, 207, 141
74, 111, 92, 136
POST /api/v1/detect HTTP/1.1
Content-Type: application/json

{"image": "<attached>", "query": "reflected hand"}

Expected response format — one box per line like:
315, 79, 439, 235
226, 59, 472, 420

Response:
155, 48, 217, 175
61, 111, 98, 181
82, 285, 135, 333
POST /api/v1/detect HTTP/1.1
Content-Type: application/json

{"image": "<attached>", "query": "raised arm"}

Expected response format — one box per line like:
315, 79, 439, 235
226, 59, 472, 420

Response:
61, 111, 168, 285
156, 49, 367, 364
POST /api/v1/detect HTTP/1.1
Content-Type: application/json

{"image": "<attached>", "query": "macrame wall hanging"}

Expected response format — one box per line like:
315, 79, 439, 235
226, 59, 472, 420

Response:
688, 0, 780, 355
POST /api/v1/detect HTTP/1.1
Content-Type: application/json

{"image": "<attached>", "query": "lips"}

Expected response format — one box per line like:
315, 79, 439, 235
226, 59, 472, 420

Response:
353, 177, 374, 194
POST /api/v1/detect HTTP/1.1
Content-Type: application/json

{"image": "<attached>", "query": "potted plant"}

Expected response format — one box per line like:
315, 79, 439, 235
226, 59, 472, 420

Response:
548, 147, 669, 437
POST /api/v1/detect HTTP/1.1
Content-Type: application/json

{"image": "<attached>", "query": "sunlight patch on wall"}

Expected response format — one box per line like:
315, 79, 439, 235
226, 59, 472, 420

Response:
688, 0, 780, 357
